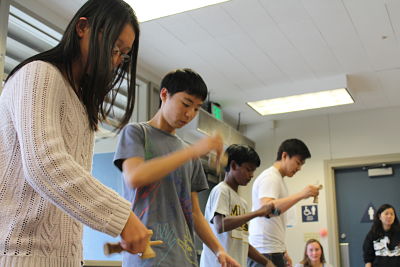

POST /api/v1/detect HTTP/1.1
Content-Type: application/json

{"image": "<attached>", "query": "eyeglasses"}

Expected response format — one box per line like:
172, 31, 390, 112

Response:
112, 46, 130, 63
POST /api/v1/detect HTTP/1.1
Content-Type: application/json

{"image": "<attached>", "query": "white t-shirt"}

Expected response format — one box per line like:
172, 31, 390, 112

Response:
200, 182, 249, 267
249, 166, 288, 254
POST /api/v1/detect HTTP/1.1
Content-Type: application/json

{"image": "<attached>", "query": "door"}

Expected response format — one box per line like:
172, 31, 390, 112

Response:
335, 163, 400, 267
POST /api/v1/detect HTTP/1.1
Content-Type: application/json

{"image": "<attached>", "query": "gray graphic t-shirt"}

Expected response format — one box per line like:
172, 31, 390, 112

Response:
114, 123, 208, 267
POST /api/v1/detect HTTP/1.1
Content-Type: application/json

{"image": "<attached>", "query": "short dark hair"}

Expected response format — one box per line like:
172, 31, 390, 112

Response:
276, 139, 311, 161
224, 144, 260, 172
6, 0, 140, 131
160, 68, 208, 101
371, 203, 400, 236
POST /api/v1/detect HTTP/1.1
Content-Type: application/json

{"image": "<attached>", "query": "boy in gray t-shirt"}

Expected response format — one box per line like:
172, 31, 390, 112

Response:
114, 69, 239, 267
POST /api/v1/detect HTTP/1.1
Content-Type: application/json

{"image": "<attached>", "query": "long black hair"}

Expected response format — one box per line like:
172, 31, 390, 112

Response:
371, 203, 400, 236
5, 0, 140, 131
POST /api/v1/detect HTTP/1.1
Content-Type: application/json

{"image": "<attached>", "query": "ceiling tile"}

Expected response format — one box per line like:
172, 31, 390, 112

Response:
344, 0, 400, 71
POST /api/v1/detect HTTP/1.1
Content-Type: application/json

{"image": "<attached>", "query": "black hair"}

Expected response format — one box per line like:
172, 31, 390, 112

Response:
371, 203, 400, 236
5, 0, 140, 131
300, 239, 326, 266
224, 144, 260, 172
276, 138, 311, 161
160, 68, 208, 101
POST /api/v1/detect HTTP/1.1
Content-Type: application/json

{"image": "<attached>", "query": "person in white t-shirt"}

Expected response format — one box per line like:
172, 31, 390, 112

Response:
200, 144, 276, 267
248, 139, 320, 267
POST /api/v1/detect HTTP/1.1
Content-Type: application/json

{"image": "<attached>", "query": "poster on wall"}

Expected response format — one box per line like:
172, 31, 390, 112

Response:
301, 205, 318, 223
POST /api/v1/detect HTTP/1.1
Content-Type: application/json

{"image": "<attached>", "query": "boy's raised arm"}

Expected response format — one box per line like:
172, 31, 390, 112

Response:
122, 134, 223, 188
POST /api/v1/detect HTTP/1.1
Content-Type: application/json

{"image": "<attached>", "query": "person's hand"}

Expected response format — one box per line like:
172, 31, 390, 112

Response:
266, 259, 277, 267
216, 250, 240, 267
301, 185, 320, 199
284, 252, 293, 267
257, 202, 275, 217
120, 211, 150, 254
190, 133, 223, 159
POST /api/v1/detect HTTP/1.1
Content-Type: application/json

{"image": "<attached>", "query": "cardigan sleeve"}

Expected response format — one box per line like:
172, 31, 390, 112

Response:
10, 61, 131, 237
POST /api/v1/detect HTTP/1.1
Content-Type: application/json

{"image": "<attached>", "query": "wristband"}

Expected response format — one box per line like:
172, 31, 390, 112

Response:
273, 207, 281, 216
266, 208, 281, 218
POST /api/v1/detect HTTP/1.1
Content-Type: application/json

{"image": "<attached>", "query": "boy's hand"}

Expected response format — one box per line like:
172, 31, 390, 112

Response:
266, 259, 277, 267
301, 185, 320, 199
257, 202, 275, 217
191, 133, 223, 158
216, 250, 240, 267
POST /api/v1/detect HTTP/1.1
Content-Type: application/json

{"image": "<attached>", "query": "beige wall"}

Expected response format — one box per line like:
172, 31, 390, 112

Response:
240, 106, 400, 265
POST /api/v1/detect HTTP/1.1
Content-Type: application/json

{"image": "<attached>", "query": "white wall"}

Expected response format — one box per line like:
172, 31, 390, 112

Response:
240, 106, 400, 265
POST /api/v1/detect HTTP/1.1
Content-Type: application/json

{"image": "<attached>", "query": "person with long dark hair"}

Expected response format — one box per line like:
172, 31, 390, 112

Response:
0, 0, 149, 266
363, 203, 400, 267
294, 239, 332, 267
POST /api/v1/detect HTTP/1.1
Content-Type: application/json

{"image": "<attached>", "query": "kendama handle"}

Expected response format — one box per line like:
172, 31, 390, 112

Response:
313, 184, 323, 203
104, 242, 124, 255
209, 152, 228, 175
103, 230, 163, 259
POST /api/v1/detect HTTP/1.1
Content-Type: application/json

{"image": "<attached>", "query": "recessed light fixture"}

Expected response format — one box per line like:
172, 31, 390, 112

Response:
124, 0, 231, 22
247, 88, 354, 116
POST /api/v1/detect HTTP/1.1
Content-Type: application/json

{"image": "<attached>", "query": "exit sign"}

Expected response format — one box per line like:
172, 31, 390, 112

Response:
211, 103, 223, 120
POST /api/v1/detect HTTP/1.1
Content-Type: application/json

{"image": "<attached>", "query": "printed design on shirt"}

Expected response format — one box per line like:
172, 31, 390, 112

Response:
229, 204, 249, 243
133, 136, 161, 219
153, 223, 178, 267
373, 236, 400, 256
133, 181, 161, 219
177, 226, 198, 266
173, 169, 194, 230
230, 204, 249, 232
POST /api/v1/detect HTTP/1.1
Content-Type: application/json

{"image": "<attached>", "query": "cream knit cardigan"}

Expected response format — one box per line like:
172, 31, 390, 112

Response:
0, 61, 131, 267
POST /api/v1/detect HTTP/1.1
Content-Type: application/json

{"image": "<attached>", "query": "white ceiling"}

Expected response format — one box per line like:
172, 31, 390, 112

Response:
11, 0, 400, 126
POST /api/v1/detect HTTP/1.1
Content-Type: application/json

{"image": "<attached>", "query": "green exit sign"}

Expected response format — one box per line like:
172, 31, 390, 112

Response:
211, 103, 223, 120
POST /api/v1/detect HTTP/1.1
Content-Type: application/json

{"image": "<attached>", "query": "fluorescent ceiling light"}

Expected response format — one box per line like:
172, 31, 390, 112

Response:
124, 0, 231, 22
247, 88, 354, 116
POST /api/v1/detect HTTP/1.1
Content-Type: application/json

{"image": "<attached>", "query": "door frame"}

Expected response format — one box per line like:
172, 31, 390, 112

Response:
324, 153, 400, 267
